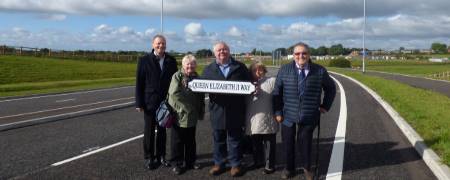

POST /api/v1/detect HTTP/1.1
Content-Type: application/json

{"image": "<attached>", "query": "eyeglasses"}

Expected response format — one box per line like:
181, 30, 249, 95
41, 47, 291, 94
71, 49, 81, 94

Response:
294, 52, 308, 56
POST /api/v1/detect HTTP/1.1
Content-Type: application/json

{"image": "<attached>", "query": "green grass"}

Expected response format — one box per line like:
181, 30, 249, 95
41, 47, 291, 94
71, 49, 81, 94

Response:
0, 78, 135, 97
0, 55, 136, 85
331, 68, 450, 166
314, 59, 450, 80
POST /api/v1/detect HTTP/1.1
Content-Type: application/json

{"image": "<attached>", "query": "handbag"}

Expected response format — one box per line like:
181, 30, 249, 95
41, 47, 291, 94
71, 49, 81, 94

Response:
155, 99, 176, 128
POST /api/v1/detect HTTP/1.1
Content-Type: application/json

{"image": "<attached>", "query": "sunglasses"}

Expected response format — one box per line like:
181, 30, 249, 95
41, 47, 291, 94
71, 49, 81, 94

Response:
294, 52, 309, 56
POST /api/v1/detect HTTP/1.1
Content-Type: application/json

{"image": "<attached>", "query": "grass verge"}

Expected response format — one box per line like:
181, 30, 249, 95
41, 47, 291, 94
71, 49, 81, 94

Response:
0, 77, 135, 98
331, 68, 450, 166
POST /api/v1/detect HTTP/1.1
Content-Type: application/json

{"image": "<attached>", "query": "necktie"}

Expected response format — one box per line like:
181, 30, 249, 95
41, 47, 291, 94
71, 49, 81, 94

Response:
299, 68, 305, 81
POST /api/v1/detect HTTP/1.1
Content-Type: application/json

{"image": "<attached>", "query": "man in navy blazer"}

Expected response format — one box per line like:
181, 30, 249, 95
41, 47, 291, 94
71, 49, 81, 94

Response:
135, 35, 178, 170
273, 42, 336, 180
202, 42, 250, 177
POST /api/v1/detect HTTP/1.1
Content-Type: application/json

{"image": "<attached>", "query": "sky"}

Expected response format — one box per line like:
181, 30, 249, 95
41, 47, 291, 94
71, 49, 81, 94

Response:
0, 0, 449, 53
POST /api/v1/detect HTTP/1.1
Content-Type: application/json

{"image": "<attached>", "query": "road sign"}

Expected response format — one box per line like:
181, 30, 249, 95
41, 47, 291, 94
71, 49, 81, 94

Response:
188, 79, 255, 94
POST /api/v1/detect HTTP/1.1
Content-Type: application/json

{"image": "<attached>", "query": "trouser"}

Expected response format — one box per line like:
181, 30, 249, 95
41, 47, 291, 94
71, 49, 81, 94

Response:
170, 124, 196, 167
281, 123, 316, 171
251, 133, 276, 169
213, 128, 243, 167
143, 110, 167, 160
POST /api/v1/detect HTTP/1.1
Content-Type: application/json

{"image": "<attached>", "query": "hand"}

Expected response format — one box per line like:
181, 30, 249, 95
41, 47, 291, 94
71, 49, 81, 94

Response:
136, 108, 143, 112
319, 107, 327, 113
275, 115, 283, 123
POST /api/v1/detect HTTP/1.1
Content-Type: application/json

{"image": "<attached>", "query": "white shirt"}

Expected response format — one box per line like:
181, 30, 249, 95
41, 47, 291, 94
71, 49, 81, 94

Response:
154, 51, 165, 70
295, 62, 310, 77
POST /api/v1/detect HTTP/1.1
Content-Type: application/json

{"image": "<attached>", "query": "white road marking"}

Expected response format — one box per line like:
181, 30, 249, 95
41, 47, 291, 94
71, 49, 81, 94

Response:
55, 98, 76, 103
0, 97, 134, 119
0, 86, 133, 103
82, 146, 100, 153
0, 102, 133, 127
326, 76, 348, 180
52, 135, 143, 166
332, 72, 450, 180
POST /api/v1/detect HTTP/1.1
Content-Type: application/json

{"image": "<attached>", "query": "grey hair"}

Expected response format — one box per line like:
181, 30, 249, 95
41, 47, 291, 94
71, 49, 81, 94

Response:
213, 41, 229, 52
293, 42, 310, 53
152, 34, 166, 43
182, 54, 197, 66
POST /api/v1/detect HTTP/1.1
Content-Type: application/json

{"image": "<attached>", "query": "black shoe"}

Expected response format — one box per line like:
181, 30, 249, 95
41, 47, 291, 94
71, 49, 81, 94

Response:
281, 170, 294, 179
159, 157, 171, 167
186, 163, 201, 170
172, 166, 185, 175
262, 168, 275, 174
144, 159, 157, 170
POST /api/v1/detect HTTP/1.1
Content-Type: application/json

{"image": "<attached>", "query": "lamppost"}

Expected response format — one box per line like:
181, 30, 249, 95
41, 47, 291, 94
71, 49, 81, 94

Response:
362, 0, 366, 73
161, 0, 164, 34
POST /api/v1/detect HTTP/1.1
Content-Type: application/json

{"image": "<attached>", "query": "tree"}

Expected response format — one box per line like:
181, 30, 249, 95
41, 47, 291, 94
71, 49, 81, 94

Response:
431, 42, 447, 54
195, 49, 213, 58
328, 44, 344, 55
316, 46, 328, 56
274, 48, 287, 56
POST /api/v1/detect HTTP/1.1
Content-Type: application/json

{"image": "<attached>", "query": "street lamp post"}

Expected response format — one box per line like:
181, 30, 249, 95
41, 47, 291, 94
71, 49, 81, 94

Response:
161, 0, 164, 34
362, 0, 366, 73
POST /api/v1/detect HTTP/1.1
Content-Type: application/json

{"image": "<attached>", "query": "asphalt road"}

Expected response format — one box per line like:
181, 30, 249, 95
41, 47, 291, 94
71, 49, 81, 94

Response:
0, 69, 437, 180
361, 70, 449, 97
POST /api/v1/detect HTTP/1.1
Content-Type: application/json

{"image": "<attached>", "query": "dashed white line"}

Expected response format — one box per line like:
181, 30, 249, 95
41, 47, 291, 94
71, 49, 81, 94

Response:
55, 98, 76, 103
0, 86, 133, 103
0, 97, 134, 119
52, 135, 143, 166
326, 76, 348, 180
0, 102, 133, 127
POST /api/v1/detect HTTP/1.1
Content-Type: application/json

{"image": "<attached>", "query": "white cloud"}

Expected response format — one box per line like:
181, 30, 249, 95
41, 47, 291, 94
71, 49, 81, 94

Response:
37, 13, 67, 21
1, 0, 449, 19
258, 24, 281, 35
226, 26, 244, 37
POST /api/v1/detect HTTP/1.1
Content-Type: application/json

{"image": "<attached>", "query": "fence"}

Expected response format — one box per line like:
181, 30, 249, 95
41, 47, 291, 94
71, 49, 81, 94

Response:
0, 45, 142, 63
428, 71, 450, 81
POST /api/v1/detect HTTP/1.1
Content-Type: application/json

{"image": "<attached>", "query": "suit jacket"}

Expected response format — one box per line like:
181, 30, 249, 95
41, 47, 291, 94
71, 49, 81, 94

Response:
273, 61, 336, 127
135, 50, 178, 112
201, 58, 250, 130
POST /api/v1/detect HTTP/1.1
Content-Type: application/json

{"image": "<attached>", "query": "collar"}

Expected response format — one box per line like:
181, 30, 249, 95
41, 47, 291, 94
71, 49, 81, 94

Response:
295, 61, 310, 70
216, 58, 231, 67
153, 50, 165, 59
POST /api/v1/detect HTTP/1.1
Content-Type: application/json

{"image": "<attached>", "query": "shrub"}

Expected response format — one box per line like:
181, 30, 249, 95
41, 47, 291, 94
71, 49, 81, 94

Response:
329, 58, 351, 68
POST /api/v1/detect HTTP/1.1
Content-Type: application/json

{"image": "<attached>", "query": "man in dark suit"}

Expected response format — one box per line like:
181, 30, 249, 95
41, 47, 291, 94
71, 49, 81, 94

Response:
135, 35, 178, 170
273, 42, 336, 180
202, 42, 250, 177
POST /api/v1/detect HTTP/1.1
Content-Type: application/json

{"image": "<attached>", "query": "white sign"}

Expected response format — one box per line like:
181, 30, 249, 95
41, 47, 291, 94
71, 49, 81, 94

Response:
188, 79, 255, 94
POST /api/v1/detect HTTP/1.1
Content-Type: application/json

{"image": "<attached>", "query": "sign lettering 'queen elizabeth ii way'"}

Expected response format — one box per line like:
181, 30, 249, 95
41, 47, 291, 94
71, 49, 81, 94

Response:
188, 79, 256, 94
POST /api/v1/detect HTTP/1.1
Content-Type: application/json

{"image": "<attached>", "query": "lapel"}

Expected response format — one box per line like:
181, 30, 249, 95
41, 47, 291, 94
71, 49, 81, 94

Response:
226, 58, 240, 80
307, 63, 317, 79
150, 50, 162, 77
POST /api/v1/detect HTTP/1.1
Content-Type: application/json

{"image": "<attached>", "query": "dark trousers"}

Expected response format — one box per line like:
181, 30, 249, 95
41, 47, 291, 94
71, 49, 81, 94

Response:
213, 128, 243, 167
251, 134, 276, 169
143, 110, 167, 160
281, 123, 316, 171
170, 125, 196, 167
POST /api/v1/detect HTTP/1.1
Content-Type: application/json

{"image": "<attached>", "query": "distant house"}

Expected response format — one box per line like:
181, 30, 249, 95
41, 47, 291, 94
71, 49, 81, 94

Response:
429, 58, 448, 62
420, 49, 432, 54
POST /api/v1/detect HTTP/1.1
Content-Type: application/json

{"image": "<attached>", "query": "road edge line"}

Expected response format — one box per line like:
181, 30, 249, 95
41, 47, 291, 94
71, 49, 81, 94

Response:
331, 71, 450, 180
325, 76, 348, 180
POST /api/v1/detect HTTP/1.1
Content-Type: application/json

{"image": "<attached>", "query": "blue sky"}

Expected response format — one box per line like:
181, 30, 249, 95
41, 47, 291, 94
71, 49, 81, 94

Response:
1, 0, 449, 53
